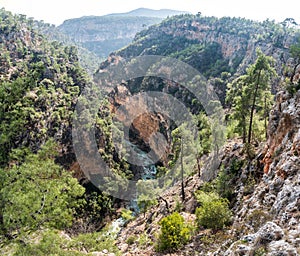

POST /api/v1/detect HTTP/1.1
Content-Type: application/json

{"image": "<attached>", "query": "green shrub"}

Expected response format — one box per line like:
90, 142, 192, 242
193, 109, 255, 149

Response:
195, 191, 232, 230
121, 208, 135, 222
138, 232, 153, 249
14, 230, 83, 256
126, 235, 136, 245
155, 212, 191, 252
67, 227, 120, 255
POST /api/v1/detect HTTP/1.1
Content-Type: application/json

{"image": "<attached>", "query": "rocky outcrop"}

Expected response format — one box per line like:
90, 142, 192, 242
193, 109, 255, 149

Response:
112, 88, 300, 255
108, 84, 172, 168
222, 90, 300, 255
58, 9, 188, 58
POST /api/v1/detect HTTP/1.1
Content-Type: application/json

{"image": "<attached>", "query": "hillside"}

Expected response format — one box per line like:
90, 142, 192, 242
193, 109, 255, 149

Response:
0, 10, 129, 255
27, 18, 101, 74
115, 88, 300, 255
107, 8, 190, 18
0, 8, 90, 166
94, 14, 300, 255
58, 9, 188, 58
96, 15, 299, 158
113, 14, 297, 77
0, 8, 300, 256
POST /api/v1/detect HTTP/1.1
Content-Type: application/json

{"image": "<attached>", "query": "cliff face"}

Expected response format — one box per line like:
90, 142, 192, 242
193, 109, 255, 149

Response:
115, 16, 295, 78
58, 9, 188, 59
58, 16, 161, 58
97, 15, 298, 170
227, 90, 300, 255
114, 90, 300, 256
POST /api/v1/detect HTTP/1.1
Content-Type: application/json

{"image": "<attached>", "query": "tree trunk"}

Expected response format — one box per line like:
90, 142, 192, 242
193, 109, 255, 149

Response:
248, 71, 261, 144
180, 138, 185, 202
264, 95, 268, 139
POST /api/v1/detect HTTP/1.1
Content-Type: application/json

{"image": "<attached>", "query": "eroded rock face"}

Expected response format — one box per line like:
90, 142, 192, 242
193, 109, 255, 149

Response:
114, 89, 300, 255
108, 84, 172, 167
224, 90, 300, 255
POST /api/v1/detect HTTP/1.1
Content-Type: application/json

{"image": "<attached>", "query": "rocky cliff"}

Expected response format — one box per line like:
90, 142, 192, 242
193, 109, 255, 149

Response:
96, 15, 299, 172
58, 9, 188, 59
113, 89, 300, 256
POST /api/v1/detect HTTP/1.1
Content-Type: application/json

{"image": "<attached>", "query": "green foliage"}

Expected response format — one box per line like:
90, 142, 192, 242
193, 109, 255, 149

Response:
137, 180, 159, 214
68, 228, 120, 255
137, 232, 153, 249
0, 141, 85, 236
0, 9, 91, 167
169, 122, 198, 174
195, 191, 232, 230
285, 37, 300, 94
290, 37, 300, 62
195, 112, 212, 156
199, 158, 243, 203
126, 235, 136, 245
121, 209, 135, 222
226, 49, 276, 144
254, 246, 267, 256
74, 190, 113, 233
214, 166, 235, 201
13, 228, 121, 256
156, 212, 191, 252
14, 230, 83, 256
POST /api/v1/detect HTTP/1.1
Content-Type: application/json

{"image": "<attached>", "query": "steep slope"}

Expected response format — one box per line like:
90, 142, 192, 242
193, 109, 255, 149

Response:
58, 9, 189, 59
0, 9, 81, 165
95, 15, 299, 165
101, 15, 298, 105
115, 15, 296, 76
113, 89, 300, 256
92, 14, 300, 255
58, 16, 161, 58
29, 18, 101, 74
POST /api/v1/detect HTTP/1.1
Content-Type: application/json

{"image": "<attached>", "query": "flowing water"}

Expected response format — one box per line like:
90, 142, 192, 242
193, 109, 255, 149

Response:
109, 140, 157, 236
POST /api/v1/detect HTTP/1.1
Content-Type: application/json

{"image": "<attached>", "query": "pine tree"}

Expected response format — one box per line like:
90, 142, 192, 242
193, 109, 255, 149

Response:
226, 49, 276, 145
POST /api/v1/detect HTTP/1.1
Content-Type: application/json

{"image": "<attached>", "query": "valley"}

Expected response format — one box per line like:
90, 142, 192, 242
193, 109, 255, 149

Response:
0, 7, 299, 256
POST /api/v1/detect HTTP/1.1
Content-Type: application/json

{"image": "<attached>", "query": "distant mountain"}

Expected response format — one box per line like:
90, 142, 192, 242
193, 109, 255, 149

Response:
106, 8, 190, 18
58, 8, 189, 58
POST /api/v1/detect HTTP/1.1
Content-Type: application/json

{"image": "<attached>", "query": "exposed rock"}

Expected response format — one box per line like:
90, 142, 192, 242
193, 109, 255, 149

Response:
268, 240, 298, 256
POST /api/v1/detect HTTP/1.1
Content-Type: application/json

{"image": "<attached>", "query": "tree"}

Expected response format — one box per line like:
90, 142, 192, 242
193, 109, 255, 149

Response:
0, 141, 85, 237
194, 112, 212, 177
289, 37, 300, 84
137, 180, 159, 216
226, 49, 276, 144
281, 18, 298, 29
170, 123, 197, 202
226, 75, 249, 142
195, 191, 232, 230
156, 212, 191, 252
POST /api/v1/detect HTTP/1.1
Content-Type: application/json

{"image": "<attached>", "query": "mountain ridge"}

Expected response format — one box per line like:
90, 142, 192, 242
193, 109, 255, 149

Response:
105, 8, 190, 18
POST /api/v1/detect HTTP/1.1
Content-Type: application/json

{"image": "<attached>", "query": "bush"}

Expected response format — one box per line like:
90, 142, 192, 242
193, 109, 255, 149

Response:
68, 229, 120, 255
156, 212, 191, 252
121, 208, 135, 222
195, 191, 232, 230
0, 141, 85, 236
14, 230, 80, 256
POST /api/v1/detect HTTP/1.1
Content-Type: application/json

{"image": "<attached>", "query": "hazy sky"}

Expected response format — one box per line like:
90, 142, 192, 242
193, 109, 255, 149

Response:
0, 0, 299, 26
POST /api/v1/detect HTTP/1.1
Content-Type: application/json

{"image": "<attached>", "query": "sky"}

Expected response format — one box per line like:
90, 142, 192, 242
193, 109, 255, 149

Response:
0, 0, 299, 26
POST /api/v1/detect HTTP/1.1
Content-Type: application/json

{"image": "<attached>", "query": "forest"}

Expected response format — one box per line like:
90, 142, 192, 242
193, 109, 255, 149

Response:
0, 8, 300, 255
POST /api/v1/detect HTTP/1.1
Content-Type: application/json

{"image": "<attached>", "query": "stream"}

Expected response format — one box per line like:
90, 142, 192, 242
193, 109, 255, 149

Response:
108, 140, 157, 237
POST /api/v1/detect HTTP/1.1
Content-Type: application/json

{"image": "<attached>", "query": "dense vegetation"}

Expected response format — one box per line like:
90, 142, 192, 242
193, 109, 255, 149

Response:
1, 7, 300, 255
58, 15, 162, 58
0, 9, 126, 254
